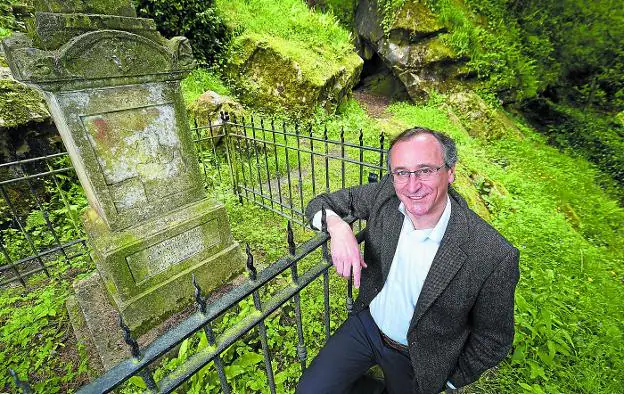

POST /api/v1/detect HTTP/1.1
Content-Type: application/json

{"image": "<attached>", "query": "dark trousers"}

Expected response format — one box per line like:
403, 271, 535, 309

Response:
297, 309, 414, 394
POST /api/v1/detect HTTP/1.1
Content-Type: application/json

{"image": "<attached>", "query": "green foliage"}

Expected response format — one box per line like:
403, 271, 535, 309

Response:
377, 0, 407, 32
502, 0, 624, 112
135, 0, 230, 65
535, 102, 624, 192
423, 0, 539, 102
0, 0, 20, 38
0, 258, 93, 393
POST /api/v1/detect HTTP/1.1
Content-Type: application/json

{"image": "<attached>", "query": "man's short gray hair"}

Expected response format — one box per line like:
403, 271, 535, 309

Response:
386, 127, 458, 170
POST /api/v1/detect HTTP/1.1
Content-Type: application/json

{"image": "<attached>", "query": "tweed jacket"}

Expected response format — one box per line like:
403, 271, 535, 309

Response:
305, 175, 520, 394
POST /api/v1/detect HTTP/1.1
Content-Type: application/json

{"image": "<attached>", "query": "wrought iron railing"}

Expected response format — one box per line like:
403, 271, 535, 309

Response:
3, 112, 389, 392
71, 212, 365, 393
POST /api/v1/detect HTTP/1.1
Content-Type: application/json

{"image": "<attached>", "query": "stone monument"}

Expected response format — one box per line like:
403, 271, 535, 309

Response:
3, 0, 243, 368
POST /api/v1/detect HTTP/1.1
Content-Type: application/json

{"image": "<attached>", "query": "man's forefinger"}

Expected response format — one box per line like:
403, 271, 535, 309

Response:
353, 258, 361, 288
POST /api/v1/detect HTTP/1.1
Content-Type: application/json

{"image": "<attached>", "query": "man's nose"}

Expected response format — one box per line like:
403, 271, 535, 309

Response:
406, 173, 422, 192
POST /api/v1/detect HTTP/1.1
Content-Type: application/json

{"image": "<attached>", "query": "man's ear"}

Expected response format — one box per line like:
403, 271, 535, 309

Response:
448, 165, 456, 184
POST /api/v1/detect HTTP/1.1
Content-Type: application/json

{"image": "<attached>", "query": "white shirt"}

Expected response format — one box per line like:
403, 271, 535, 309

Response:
312, 197, 455, 389
312, 197, 452, 345
369, 197, 451, 345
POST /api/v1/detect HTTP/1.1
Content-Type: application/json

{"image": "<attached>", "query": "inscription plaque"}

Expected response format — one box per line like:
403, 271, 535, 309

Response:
126, 222, 219, 284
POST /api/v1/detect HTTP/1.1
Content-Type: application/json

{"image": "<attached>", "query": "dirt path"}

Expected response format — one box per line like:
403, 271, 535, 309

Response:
353, 89, 392, 119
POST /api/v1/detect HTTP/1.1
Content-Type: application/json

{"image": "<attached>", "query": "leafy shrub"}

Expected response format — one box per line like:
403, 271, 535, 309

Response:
135, 0, 230, 65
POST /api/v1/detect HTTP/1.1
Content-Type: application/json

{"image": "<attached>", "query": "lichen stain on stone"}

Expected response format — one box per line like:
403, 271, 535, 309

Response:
93, 118, 110, 142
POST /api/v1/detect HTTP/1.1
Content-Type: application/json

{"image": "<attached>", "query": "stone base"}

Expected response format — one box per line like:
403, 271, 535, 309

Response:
67, 271, 201, 374
66, 271, 130, 373
83, 197, 244, 335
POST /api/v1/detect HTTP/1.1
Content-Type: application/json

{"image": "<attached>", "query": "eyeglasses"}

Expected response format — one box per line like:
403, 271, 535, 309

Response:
391, 165, 445, 183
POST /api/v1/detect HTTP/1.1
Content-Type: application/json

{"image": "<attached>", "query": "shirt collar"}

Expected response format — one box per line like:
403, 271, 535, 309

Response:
398, 196, 452, 244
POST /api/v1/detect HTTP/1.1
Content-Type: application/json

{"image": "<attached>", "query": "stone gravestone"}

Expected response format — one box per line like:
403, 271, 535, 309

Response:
3, 0, 243, 369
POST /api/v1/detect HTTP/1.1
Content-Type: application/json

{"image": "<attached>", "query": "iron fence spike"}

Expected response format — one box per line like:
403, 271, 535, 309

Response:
245, 243, 257, 280
192, 273, 207, 314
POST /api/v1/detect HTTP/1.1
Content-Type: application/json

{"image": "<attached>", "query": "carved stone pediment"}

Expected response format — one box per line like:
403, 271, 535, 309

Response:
3, 30, 196, 89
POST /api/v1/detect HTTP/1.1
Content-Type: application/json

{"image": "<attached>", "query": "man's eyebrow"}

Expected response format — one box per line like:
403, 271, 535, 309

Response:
392, 164, 438, 170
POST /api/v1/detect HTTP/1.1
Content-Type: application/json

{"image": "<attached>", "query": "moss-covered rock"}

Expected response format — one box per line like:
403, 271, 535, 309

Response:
446, 91, 522, 140
188, 90, 243, 128
225, 33, 362, 115
0, 72, 50, 129
355, 0, 470, 102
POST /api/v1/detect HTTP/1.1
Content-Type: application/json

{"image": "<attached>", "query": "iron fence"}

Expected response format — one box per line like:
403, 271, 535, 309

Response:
72, 212, 366, 393
3, 112, 390, 392
0, 151, 91, 287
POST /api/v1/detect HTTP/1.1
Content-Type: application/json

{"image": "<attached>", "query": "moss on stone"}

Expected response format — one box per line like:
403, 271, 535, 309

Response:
452, 170, 491, 221
446, 91, 522, 140
226, 33, 362, 115
390, 1, 445, 38
33, 0, 136, 17
0, 78, 49, 129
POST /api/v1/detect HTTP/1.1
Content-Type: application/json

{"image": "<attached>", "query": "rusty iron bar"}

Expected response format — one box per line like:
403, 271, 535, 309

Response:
321, 207, 331, 341
282, 120, 295, 220
294, 124, 306, 226
260, 118, 275, 210
270, 119, 284, 213
309, 125, 316, 197
287, 221, 308, 370
250, 116, 266, 206
241, 116, 258, 204
119, 316, 158, 391
324, 126, 330, 193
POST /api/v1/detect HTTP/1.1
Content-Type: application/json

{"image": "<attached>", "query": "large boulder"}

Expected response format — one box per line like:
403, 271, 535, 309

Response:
225, 34, 363, 115
355, 0, 471, 101
188, 90, 244, 128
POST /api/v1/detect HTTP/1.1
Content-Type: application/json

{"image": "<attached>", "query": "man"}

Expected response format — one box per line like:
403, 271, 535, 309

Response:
297, 128, 520, 394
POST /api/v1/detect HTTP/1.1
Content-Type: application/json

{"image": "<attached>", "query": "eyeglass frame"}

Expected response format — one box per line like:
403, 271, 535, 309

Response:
390, 164, 447, 183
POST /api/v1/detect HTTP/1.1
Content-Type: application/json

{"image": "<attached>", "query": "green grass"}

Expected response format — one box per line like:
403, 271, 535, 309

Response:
215, 0, 358, 90
216, 0, 353, 57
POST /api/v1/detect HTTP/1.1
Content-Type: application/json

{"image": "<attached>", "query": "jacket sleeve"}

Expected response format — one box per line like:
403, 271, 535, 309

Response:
304, 176, 389, 226
448, 247, 520, 388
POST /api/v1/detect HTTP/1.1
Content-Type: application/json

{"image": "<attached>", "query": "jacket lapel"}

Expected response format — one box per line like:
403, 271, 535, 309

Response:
409, 195, 468, 330
381, 198, 403, 281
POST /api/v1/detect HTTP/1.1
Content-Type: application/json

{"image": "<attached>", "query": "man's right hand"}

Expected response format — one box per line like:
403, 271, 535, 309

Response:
326, 216, 367, 288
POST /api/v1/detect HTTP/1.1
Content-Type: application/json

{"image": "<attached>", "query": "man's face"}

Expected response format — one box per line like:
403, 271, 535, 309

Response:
389, 134, 455, 228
